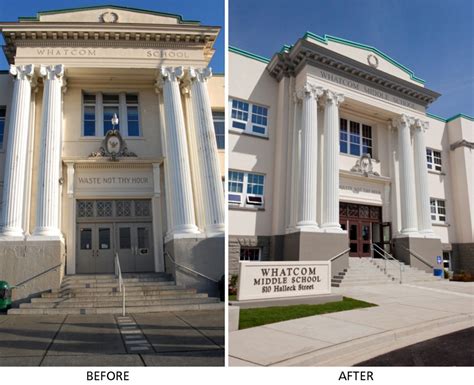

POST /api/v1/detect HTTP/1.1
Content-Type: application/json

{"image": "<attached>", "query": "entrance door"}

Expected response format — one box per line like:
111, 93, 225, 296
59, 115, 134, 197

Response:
116, 223, 154, 273
360, 221, 372, 257
348, 221, 359, 257
77, 223, 115, 273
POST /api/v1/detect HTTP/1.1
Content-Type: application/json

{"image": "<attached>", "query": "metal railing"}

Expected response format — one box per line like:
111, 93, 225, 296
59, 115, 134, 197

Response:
371, 243, 404, 284
329, 248, 351, 262
114, 253, 126, 316
164, 251, 219, 283
400, 245, 434, 269
14, 263, 63, 288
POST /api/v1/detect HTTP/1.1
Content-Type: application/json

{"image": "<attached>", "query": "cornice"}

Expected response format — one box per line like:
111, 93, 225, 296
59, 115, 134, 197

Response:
267, 38, 440, 107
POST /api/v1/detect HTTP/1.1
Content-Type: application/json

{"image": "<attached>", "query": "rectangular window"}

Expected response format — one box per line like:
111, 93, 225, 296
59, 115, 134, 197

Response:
230, 98, 268, 136
340, 118, 373, 157
228, 170, 265, 208
82, 92, 140, 137
0, 106, 6, 149
240, 247, 261, 261
426, 148, 442, 172
430, 198, 446, 222
213, 111, 225, 149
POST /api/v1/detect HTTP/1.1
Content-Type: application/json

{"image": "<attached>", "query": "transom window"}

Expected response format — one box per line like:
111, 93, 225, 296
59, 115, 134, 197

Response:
230, 98, 268, 136
340, 118, 373, 157
0, 106, 6, 149
240, 247, 261, 261
213, 111, 225, 149
82, 92, 140, 137
77, 200, 151, 218
228, 170, 265, 207
430, 199, 446, 222
426, 148, 442, 172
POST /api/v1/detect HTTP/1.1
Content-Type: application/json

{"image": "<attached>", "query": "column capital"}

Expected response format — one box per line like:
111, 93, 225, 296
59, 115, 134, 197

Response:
295, 83, 324, 101
392, 113, 414, 129
323, 89, 344, 106
39, 64, 64, 80
414, 118, 429, 133
155, 66, 184, 92
189, 67, 212, 83
9, 64, 34, 81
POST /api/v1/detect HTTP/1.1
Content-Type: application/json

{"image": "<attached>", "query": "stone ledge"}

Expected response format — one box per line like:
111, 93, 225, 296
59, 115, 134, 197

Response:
229, 293, 342, 309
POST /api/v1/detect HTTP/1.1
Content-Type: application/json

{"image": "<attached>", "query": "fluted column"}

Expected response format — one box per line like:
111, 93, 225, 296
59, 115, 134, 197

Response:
0, 65, 35, 238
394, 114, 417, 234
157, 67, 199, 235
295, 83, 323, 231
321, 90, 345, 232
414, 119, 434, 235
32, 64, 65, 238
189, 67, 225, 235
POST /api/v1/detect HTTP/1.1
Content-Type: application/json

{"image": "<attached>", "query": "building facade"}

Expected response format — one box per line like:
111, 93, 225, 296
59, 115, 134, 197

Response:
0, 6, 225, 300
228, 34, 473, 276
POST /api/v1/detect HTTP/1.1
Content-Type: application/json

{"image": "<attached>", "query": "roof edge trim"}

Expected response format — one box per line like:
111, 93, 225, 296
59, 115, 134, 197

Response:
229, 46, 270, 64
427, 112, 474, 123
17, 5, 200, 25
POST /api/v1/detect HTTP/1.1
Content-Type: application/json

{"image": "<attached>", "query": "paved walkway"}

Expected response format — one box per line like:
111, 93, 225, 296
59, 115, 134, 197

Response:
0, 310, 224, 366
229, 280, 474, 366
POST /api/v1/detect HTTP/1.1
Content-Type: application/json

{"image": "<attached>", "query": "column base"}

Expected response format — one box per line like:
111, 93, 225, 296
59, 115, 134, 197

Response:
0, 227, 25, 239
320, 223, 344, 233
417, 230, 440, 239
28, 228, 63, 242
205, 223, 225, 237
399, 228, 419, 236
295, 222, 320, 232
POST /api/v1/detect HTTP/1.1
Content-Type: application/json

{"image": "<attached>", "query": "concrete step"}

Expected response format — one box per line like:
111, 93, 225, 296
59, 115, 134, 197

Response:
42, 287, 192, 299
8, 301, 224, 315
32, 291, 205, 303
62, 275, 173, 284
59, 280, 175, 290
20, 296, 216, 309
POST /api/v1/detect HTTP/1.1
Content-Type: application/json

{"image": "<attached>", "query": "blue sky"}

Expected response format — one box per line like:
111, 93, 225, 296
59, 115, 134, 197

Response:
0, 0, 224, 72
230, 0, 474, 119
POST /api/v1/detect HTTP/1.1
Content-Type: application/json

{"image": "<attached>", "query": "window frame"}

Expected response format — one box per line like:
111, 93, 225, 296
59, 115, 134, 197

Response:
212, 110, 225, 150
229, 97, 269, 137
0, 105, 6, 150
430, 198, 446, 223
228, 170, 265, 208
340, 117, 373, 157
240, 247, 261, 261
426, 148, 442, 172
82, 92, 141, 138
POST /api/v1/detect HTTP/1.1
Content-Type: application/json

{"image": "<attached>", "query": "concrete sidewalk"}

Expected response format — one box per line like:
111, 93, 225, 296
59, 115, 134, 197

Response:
229, 281, 474, 366
0, 310, 224, 366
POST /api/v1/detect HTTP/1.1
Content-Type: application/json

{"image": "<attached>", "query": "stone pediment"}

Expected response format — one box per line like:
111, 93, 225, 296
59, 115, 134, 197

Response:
20, 5, 198, 25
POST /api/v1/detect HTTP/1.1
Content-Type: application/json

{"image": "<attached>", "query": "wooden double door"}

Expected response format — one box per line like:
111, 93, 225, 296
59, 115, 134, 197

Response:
339, 203, 391, 257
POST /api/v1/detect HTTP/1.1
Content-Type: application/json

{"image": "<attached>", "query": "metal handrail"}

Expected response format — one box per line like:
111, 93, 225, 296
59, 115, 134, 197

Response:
329, 248, 351, 262
164, 251, 219, 283
114, 253, 126, 316
13, 263, 63, 288
400, 245, 434, 269
371, 243, 403, 284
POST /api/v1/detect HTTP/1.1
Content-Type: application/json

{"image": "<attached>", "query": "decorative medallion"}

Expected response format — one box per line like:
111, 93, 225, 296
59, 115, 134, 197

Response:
350, 154, 380, 177
89, 130, 137, 161
100, 12, 119, 23
367, 54, 379, 68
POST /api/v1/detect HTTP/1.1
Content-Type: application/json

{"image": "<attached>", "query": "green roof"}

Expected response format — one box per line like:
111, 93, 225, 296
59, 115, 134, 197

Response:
17, 4, 200, 24
427, 112, 474, 123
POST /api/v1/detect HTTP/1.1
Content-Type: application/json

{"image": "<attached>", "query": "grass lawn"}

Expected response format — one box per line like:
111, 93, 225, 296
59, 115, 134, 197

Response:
234, 296, 376, 330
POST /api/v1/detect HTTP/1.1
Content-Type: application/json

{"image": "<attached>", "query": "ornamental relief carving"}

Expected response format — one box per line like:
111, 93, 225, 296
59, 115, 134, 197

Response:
99, 12, 119, 23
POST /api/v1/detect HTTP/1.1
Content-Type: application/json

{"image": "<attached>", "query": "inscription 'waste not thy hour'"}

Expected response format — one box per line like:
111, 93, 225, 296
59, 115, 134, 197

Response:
78, 177, 149, 184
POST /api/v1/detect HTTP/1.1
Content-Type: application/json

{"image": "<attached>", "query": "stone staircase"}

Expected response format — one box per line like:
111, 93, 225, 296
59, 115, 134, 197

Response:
8, 273, 223, 315
332, 257, 440, 287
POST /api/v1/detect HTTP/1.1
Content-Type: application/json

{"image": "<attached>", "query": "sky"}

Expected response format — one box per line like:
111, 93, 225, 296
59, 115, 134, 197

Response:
230, 0, 474, 119
0, 0, 224, 72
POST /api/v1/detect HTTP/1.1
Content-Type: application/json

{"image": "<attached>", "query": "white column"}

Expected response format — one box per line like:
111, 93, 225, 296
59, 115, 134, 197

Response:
295, 83, 323, 231
157, 66, 199, 236
414, 119, 434, 235
32, 64, 65, 239
394, 114, 418, 234
189, 67, 225, 236
65, 162, 75, 274
321, 90, 345, 232
0, 65, 35, 238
